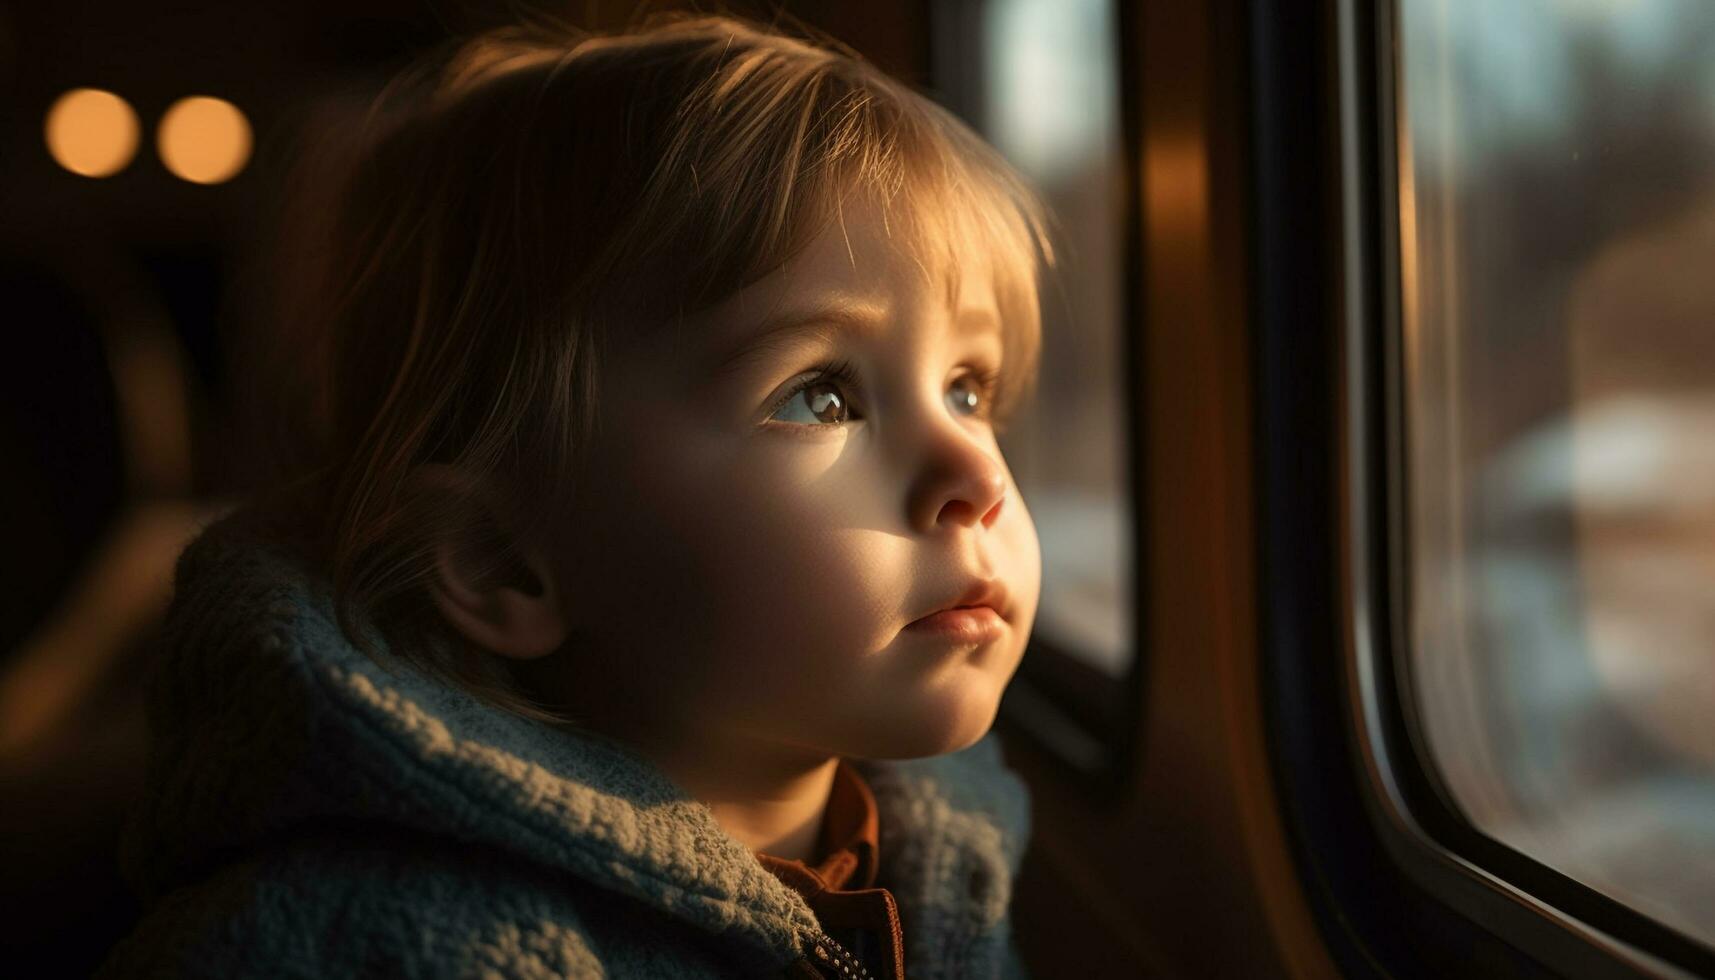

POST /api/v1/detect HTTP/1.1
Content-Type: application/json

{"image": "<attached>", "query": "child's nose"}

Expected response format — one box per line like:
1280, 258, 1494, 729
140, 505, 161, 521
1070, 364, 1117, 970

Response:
907, 434, 1008, 533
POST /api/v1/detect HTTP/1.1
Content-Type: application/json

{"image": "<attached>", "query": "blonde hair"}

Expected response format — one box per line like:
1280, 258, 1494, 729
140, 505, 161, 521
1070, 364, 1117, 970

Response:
263, 13, 1054, 718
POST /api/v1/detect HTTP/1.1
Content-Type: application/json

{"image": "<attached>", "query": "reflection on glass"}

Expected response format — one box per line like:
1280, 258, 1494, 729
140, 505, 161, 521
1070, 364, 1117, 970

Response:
977, 0, 1130, 674
1399, 0, 1715, 946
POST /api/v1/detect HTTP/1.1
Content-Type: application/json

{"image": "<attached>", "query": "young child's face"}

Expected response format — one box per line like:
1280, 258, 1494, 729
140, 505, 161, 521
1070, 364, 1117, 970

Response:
550, 197, 1041, 761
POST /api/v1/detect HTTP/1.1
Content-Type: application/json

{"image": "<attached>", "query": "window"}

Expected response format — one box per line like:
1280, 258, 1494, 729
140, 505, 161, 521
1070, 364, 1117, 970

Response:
1396, 0, 1715, 950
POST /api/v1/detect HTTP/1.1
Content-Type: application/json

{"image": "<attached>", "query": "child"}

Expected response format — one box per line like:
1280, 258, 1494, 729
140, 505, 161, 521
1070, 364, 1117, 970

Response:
100, 13, 1051, 979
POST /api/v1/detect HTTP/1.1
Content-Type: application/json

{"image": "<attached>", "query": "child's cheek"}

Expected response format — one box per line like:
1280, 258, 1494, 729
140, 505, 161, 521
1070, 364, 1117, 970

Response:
690, 450, 907, 660
1001, 470, 1044, 640
596, 428, 906, 693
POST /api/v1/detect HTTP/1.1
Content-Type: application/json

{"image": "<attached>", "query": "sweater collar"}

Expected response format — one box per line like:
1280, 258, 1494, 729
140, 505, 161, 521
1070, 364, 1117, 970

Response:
755, 758, 881, 892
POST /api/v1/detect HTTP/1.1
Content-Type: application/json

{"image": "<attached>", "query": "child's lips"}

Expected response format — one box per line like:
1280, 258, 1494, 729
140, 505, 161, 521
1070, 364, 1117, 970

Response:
903, 575, 1011, 644
902, 605, 1007, 644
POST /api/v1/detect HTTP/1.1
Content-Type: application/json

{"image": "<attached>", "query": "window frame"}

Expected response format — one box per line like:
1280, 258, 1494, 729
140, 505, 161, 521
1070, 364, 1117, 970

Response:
1256, 0, 1715, 976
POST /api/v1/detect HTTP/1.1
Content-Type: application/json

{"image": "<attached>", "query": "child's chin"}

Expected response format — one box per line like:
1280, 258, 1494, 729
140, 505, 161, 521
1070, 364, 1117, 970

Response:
849, 694, 1002, 760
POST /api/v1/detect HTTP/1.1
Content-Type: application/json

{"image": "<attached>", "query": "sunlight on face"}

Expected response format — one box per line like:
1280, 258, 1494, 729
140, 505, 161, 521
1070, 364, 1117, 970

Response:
551, 197, 1042, 762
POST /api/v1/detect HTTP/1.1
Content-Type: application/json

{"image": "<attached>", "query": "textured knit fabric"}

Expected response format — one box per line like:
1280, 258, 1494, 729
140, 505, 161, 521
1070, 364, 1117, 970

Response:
96, 507, 1034, 979
756, 762, 904, 979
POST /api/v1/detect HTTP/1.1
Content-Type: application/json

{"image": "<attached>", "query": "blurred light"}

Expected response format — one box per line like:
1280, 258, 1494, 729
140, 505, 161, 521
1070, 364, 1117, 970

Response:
1143, 133, 1207, 243
983, 0, 1116, 182
157, 95, 251, 184
44, 88, 140, 178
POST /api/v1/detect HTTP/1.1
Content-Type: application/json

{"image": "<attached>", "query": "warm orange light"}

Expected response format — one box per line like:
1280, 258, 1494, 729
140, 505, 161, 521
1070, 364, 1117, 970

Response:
44, 88, 141, 178
1143, 131, 1209, 248
157, 95, 252, 185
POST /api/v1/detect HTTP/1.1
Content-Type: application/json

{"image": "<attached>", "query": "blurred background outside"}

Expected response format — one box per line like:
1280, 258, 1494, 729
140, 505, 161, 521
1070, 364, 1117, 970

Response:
1398, 0, 1715, 948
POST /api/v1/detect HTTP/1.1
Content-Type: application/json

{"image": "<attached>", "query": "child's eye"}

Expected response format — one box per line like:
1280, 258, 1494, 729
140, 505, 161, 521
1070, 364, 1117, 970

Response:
767, 360, 861, 426
771, 379, 852, 425
947, 368, 1001, 419
764, 362, 999, 427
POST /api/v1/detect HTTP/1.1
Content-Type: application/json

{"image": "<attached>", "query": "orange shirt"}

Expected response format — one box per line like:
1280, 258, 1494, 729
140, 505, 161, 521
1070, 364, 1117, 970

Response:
755, 760, 906, 980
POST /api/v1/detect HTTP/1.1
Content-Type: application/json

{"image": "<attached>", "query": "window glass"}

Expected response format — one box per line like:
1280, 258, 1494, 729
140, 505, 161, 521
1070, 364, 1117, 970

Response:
1397, 0, 1715, 946
953, 0, 1130, 675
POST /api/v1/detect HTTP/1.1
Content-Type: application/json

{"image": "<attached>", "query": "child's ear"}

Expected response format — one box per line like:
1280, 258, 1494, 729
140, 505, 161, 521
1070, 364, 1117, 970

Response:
415, 465, 567, 661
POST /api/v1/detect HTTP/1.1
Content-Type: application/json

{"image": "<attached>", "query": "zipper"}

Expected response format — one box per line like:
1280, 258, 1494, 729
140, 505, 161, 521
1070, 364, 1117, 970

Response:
807, 932, 876, 980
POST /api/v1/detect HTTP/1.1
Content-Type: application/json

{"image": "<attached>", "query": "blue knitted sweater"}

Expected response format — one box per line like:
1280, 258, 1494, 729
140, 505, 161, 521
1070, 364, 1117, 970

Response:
96, 510, 1034, 979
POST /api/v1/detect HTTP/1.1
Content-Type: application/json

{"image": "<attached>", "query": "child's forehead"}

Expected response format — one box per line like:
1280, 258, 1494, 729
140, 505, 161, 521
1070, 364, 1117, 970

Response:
791, 195, 998, 303
706, 202, 1002, 339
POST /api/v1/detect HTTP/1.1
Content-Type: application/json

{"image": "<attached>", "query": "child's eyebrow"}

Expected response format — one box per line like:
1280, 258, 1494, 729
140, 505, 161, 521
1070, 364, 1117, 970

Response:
707, 300, 1004, 378
708, 300, 887, 376
955, 307, 1002, 339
